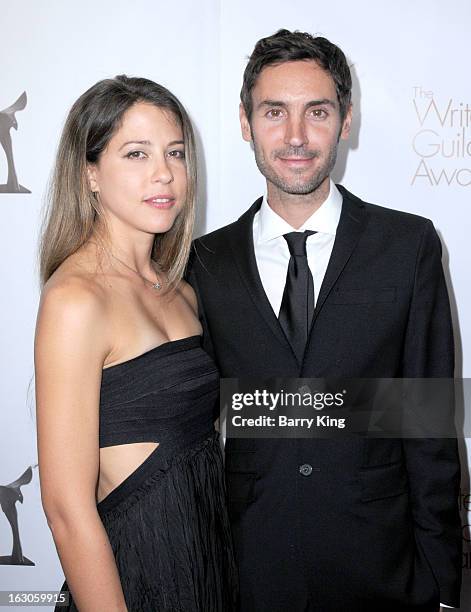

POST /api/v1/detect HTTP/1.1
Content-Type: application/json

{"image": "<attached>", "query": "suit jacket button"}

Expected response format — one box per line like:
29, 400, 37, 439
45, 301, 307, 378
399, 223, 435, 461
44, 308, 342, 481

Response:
299, 463, 313, 476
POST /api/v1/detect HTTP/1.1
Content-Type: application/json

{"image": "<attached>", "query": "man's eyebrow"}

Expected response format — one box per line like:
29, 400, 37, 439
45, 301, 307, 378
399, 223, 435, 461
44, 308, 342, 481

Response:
257, 98, 338, 111
304, 98, 337, 109
257, 100, 286, 110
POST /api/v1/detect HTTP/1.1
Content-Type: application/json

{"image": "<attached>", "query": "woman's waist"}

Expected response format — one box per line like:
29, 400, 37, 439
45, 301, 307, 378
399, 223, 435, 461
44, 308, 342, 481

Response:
96, 429, 220, 517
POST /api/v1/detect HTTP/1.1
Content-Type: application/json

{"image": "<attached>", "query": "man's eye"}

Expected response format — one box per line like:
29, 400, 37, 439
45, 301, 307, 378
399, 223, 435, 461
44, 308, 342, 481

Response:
125, 150, 146, 159
309, 108, 327, 119
266, 109, 284, 119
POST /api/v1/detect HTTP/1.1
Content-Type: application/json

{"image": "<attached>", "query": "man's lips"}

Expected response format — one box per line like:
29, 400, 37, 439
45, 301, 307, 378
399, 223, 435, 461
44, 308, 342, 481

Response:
278, 156, 315, 168
143, 195, 176, 209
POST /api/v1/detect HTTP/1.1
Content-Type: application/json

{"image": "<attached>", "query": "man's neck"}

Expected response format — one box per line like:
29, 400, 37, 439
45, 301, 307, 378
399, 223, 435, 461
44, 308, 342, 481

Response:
266, 178, 331, 229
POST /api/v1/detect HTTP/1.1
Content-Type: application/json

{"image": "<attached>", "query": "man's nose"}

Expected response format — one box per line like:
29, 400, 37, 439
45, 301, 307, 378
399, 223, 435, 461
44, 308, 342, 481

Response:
284, 116, 308, 148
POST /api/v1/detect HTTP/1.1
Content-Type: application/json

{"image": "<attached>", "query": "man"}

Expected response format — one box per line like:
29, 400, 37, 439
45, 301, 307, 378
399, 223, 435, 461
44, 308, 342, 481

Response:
187, 29, 461, 611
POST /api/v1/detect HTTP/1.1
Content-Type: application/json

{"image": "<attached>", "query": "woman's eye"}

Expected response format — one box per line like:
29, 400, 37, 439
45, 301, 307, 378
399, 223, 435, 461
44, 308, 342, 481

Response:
168, 149, 185, 159
125, 150, 147, 159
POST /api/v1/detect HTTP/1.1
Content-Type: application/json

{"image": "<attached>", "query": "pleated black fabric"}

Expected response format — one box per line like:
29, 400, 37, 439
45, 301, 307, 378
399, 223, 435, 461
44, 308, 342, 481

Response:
57, 335, 238, 612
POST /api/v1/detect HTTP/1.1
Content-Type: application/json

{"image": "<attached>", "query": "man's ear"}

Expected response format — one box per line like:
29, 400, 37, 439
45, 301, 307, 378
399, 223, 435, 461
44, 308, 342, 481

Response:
239, 103, 252, 142
340, 103, 352, 140
87, 164, 99, 193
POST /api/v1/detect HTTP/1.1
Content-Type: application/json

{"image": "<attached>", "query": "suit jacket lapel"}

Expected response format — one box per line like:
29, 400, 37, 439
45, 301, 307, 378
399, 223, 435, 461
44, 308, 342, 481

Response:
228, 198, 297, 356
310, 185, 368, 330
228, 187, 368, 363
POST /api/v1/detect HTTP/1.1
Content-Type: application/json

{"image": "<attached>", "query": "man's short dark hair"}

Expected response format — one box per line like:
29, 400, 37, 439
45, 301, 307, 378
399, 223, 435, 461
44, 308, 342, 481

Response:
240, 29, 352, 122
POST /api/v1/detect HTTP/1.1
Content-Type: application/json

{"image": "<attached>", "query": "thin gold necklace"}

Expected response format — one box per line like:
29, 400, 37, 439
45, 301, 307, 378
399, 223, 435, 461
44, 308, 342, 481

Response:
106, 249, 163, 291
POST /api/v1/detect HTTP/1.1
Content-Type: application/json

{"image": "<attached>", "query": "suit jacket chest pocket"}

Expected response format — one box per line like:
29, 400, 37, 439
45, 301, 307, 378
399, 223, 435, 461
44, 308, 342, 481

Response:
332, 287, 396, 305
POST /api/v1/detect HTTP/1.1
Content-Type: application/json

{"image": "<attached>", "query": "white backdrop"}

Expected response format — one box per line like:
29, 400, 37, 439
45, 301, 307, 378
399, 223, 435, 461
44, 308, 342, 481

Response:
1, 0, 470, 609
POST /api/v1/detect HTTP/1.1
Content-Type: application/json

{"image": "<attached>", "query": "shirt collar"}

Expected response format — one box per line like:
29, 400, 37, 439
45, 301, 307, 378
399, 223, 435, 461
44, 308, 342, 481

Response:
257, 179, 343, 244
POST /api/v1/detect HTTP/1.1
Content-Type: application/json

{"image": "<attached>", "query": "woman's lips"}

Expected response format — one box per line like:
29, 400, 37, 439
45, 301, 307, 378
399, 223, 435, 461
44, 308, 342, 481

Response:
143, 196, 176, 209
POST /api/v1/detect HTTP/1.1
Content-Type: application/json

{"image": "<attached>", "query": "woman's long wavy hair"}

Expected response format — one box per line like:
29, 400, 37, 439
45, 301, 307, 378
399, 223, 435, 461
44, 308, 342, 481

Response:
39, 75, 197, 290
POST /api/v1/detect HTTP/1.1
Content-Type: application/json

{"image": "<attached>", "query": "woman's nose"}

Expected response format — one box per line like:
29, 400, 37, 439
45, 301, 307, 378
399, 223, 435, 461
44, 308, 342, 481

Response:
151, 157, 173, 184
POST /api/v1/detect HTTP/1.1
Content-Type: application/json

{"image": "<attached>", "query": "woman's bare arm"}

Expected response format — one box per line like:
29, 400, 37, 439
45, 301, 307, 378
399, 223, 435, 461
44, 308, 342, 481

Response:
35, 278, 127, 612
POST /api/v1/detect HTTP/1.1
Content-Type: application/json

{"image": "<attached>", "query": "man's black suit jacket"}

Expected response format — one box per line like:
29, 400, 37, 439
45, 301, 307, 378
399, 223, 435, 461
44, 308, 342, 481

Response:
187, 185, 462, 611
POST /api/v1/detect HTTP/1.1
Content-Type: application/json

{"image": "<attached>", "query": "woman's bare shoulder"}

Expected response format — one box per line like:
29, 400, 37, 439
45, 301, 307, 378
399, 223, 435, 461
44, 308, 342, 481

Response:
177, 278, 198, 312
40, 270, 106, 320
36, 252, 111, 359
41, 245, 109, 310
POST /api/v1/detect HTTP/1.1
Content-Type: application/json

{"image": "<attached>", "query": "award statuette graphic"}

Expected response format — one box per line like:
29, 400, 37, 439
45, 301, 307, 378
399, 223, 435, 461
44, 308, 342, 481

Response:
0, 466, 35, 565
0, 91, 31, 193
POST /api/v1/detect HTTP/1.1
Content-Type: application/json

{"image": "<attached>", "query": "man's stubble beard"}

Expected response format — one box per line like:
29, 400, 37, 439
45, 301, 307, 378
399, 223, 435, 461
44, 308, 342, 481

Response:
251, 135, 340, 197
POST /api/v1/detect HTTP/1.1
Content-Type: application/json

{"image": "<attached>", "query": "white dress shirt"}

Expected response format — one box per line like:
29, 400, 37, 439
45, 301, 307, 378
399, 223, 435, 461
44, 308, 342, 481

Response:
253, 179, 342, 316
252, 180, 452, 610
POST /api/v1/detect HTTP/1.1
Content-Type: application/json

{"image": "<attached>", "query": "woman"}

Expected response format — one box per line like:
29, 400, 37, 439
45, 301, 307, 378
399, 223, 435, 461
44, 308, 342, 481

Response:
35, 75, 238, 611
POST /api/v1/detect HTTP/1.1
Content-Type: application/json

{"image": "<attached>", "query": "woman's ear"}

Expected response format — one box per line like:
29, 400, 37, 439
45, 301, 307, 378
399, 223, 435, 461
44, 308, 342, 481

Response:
87, 164, 99, 193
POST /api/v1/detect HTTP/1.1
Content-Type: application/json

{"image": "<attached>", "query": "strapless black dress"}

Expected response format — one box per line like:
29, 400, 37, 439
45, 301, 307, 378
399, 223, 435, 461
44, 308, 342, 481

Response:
57, 335, 238, 612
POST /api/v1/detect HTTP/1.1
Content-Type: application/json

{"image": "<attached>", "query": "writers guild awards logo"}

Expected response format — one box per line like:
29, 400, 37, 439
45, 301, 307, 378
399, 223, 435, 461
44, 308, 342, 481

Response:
411, 86, 471, 187
0, 465, 36, 565
0, 91, 31, 194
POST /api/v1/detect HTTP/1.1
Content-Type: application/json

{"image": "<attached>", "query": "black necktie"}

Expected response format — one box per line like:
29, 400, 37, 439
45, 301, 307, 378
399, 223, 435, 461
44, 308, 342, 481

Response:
278, 230, 316, 363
